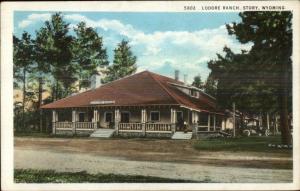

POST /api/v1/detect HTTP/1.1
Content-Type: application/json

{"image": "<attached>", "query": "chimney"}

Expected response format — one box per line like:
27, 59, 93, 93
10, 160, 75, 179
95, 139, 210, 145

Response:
175, 70, 179, 81
184, 74, 187, 84
90, 74, 101, 89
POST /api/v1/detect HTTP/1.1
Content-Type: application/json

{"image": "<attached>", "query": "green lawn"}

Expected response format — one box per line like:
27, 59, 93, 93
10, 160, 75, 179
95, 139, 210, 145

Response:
14, 169, 200, 183
193, 136, 292, 153
14, 132, 90, 138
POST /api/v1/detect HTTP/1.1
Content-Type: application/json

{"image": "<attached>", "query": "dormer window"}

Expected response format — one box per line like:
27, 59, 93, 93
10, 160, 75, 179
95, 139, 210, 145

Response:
190, 89, 198, 98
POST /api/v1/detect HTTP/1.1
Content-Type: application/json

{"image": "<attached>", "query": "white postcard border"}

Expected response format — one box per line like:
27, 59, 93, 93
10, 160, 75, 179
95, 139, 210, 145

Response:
1, 1, 300, 190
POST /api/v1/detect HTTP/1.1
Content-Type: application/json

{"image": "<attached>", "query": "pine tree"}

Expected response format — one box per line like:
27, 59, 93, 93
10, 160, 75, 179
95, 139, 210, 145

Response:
102, 40, 137, 83
208, 12, 292, 144
36, 13, 75, 99
203, 74, 217, 97
73, 22, 109, 89
227, 12, 292, 145
13, 32, 34, 131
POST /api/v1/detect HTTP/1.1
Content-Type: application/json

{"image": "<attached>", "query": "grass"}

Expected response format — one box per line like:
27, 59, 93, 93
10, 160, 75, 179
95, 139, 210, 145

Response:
14, 169, 200, 183
14, 132, 90, 138
193, 135, 292, 153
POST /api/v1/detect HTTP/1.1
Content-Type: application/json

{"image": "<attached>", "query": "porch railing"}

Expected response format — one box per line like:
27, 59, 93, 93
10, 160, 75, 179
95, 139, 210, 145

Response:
118, 123, 172, 133
197, 125, 222, 132
119, 123, 142, 131
75, 122, 94, 129
56, 122, 73, 129
145, 123, 172, 132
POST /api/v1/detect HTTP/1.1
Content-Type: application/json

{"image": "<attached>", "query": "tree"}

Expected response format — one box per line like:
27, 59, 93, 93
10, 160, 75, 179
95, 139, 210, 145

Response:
13, 32, 34, 131
73, 22, 109, 90
36, 13, 75, 100
203, 74, 217, 97
209, 12, 292, 144
227, 12, 292, 145
192, 75, 203, 89
102, 40, 137, 83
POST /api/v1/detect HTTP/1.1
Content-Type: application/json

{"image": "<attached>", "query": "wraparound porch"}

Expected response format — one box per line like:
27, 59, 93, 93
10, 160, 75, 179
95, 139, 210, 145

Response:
51, 105, 226, 137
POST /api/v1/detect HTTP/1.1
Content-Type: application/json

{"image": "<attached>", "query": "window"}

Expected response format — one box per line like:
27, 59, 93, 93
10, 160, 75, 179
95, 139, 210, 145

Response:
121, 112, 130, 123
150, 111, 160, 121
190, 89, 198, 97
105, 112, 113, 123
79, 112, 85, 122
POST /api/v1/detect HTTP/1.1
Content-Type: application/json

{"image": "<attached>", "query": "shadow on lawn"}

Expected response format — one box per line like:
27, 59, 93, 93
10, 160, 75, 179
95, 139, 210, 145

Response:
193, 136, 292, 153
14, 169, 207, 183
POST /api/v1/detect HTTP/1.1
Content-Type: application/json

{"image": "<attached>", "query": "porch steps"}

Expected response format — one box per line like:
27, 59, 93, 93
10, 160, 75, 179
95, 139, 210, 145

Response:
90, 129, 115, 138
171, 132, 193, 140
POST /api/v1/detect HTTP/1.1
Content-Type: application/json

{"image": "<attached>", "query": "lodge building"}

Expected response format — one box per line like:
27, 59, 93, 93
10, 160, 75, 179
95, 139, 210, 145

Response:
41, 71, 227, 138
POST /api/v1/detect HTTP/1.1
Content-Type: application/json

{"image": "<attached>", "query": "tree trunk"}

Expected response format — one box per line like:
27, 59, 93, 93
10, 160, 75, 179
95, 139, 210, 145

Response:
279, 61, 291, 145
22, 69, 26, 131
279, 93, 291, 145
38, 77, 43, 132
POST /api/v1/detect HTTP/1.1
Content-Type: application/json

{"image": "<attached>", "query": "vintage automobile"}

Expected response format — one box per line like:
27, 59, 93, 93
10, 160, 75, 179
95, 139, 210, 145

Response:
242, 126, 271, 137
242, 118, 271, 137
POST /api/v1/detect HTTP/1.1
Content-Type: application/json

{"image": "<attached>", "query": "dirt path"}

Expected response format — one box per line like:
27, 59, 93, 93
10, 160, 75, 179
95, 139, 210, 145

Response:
14, 137, 293, 183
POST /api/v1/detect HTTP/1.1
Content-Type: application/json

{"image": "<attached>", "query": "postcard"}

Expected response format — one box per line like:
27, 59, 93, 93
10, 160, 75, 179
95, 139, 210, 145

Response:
1, 1, 299, 190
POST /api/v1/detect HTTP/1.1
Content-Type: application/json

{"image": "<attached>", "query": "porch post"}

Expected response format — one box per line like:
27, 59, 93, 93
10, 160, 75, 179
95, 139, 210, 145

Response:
72, 110, 76, 135
222, 118, 226, 130
114, 109, 120, 135
141, 109, 146, 136
52, 110, 56, 134
93, 109, 98, 130
207, 113, 210, 132
192, 111, 198, 137
171, 108, 176, 133
213, 114, 216, 131
267, 113, 270, 130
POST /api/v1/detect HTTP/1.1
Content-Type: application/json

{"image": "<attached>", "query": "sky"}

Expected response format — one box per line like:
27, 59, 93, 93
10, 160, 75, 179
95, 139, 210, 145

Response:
14, 11, 252, 83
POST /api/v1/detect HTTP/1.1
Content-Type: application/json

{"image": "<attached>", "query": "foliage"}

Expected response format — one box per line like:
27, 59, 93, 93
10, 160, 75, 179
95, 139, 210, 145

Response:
73, 22, 109, 89
208, 47, 277, 114
13, 32, 35, 131
203, 74, 217, 97
207, 12, 292, 144
192, 75, 203, 89
13, 32, 34, 84
14, 169, 199, 183
13, 13, 111, 132
34, 13, 75, 99
102, 40, 137, 83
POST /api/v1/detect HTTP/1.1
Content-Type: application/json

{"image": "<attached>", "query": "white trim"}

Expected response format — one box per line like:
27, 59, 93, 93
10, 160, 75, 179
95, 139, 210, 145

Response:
118, 130, 142, 132
146, 131, 172, 134
179, 105, 201, 112
150, 111, 160, 122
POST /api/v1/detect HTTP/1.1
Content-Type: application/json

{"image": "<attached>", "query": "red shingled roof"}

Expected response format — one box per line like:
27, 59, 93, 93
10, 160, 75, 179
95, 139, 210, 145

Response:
41, 71, 217, 112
